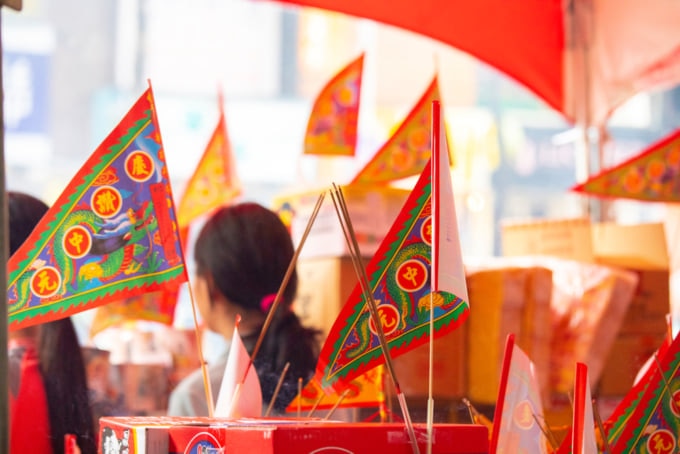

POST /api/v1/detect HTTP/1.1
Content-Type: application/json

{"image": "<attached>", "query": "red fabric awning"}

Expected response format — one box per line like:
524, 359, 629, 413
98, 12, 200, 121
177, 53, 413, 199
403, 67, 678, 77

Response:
273, 0, 680, 127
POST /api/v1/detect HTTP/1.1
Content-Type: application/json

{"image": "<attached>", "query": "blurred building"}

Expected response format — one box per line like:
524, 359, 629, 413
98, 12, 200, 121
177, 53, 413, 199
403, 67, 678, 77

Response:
3, 0, 678, 259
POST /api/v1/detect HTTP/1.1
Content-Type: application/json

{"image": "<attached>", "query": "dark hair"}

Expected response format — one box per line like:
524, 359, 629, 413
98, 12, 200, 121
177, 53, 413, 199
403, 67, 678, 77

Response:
194, 202, 321, 412
8, 191, 97, 454
8, 191, 49, 256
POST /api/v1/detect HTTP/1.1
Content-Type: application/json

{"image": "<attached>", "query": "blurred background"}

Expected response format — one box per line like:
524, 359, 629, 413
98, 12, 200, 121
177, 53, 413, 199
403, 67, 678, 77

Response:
4, 0, 679, 424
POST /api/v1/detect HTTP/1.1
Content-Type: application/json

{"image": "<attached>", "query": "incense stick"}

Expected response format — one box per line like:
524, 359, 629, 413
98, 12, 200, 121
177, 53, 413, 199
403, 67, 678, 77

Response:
652, 354, 672, 392
532, 413, 559, 451
252, 191, 326, 363
229, 191, 325, 416
307, 393, 324, 418
186, 281, 215, 417
592, 398, 611, 454
330, 183, 421, 454
462, 398, 476, 424
297, 377, 303, 418
324, 389, 350, 421
264, 362, 290, 417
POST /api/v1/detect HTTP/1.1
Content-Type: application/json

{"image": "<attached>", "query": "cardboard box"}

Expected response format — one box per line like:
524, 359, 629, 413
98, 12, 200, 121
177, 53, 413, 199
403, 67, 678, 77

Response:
501, 219, 671, 397
295, 256, 364, 337
272, 184, 409, 259
501, 218, 594, 262
597, 333, 667, 396
99, 416, 489, 454
464, 259, 553, 404
592, 223, 670, 332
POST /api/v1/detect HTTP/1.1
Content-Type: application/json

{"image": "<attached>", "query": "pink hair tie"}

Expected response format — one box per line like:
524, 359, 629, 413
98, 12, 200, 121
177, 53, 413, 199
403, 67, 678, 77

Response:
260, 294, 277, 313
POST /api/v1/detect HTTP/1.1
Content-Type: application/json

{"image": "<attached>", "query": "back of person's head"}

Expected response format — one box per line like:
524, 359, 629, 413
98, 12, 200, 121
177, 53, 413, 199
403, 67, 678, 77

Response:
194, 201, 298, 312
8, 190, 49, 255
194, 202, 321, 412
7, 191, 97, 454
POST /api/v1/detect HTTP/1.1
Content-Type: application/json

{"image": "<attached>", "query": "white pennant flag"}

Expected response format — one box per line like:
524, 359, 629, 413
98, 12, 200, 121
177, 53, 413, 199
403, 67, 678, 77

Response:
214, 317, 263, 418
431, 100, 468, 303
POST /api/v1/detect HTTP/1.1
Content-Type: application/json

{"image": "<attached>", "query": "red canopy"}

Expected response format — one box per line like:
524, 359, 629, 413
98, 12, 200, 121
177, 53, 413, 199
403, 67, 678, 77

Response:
273, 0, 680, 127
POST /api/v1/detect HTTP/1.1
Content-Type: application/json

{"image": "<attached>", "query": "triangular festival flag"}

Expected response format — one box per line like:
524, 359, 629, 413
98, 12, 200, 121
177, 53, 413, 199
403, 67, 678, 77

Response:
609, 331, 680, 453
88, 289, 178, 338
351, 76, 444, 185
304, 53, 363, 156
571, 127, 680, 202
315, 134, 469, 391
88, 90, 242, 338
7, 85, 188, 331
176, 89, 241, 228
490, 334, 549, 454
604, 329, 673, 447
286, 366, 385, 413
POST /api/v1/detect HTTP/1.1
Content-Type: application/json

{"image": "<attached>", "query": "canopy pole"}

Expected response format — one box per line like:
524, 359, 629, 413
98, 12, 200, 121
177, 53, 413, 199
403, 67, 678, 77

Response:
568, 0, 613, 222
1, 4, 24, 452
0, 6, 9, 454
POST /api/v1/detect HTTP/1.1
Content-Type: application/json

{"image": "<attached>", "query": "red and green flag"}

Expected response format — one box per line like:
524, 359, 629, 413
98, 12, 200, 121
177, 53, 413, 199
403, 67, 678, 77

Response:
609, 332, 680, 454
88, 289, 178, 338
286, 366, 385, 413
351, 76, 444, 185
304, 53, 363, 156
88, 89, 238, 337
7, 85, 188, 331
315, 102, 469, 390
603, 332, 672, 447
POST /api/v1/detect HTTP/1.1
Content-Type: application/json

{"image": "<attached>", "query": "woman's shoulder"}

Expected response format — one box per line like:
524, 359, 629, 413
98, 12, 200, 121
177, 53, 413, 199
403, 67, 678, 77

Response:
167, 351, 229, 417
167, 368, 208, 416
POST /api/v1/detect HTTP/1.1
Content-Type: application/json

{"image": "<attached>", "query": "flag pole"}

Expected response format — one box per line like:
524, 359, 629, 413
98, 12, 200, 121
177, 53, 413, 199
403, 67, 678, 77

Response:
229, 191, 325, 416
426, 233, 435, 454
330, 184, 421, 454
426, 100, 443, 454
427, 78, 441, 454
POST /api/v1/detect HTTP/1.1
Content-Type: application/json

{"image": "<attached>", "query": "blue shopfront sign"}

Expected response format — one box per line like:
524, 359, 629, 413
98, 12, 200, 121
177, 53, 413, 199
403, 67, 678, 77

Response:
3, 50, 50, 135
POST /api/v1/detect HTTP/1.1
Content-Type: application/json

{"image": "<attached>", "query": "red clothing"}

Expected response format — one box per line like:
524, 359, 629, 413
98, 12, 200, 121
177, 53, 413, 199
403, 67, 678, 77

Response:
8, 338, 53, 453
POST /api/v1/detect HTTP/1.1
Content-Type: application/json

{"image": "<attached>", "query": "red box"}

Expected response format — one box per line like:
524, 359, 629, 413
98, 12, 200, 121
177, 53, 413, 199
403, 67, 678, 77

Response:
99, 416, 489, 454
99, 416, 172, 454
